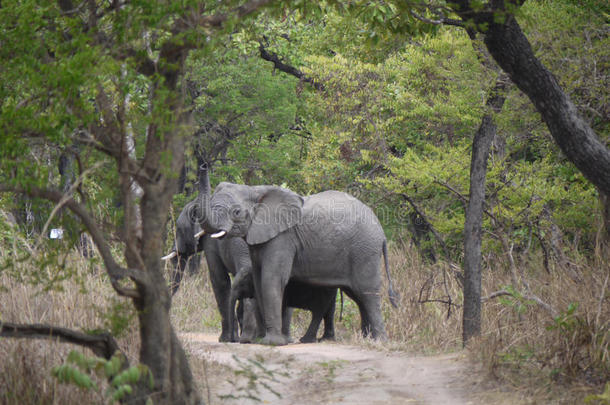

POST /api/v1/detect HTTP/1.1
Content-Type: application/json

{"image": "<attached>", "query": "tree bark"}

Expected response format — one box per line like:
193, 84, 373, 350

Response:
482, 16, 610, 196
449, 1, 610, 244
463, 78, 506, 345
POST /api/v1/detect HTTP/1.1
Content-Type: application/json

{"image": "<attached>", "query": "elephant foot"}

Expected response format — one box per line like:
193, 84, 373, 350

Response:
218, 332, 233, 343
319, 334, 335, 342
299, 335, 317, 344
239, 334, 256, 344
260, 333, 289, 346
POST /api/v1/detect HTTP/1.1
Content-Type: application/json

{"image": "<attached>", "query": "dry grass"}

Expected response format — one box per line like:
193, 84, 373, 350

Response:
0, 239, 608, 404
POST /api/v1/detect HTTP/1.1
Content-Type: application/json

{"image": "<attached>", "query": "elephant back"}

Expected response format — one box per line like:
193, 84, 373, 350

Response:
299, 190, 385, 254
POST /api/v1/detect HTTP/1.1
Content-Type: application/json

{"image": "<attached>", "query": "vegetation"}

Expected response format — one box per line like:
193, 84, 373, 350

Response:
1, 0, 608, 404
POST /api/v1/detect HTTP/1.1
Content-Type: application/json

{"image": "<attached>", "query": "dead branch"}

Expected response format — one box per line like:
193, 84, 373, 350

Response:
481, 289, 512, 301
499, 235, 559, 318
0, 322, 125, 361
259, 40, 325, 91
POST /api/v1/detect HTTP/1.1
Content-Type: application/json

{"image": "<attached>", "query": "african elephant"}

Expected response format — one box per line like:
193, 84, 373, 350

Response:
162, 166, 252, 342
203, 183, 399, 345
162, 199, 205, 296
229, 267, 337, 343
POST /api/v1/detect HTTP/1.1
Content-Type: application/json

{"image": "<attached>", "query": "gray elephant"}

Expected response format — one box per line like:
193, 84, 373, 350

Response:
203, 183, 399, 345
162, 199, 205, 296
229, 267, 337, 343
163, 166, 252, 342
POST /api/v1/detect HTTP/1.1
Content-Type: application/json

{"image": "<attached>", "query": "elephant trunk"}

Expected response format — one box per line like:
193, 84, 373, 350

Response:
197, 163, 211, 228
228, 291, 239, 342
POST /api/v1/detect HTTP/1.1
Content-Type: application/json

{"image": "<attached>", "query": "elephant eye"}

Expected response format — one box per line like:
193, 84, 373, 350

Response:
232, 208, 241, 217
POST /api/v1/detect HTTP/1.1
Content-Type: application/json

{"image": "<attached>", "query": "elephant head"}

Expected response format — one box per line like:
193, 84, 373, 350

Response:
206, 183, 304, 245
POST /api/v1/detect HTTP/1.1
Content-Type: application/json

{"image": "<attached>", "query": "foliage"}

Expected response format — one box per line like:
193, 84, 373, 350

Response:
52, 350, 153, 404
188, 49, 304, 187
585, 383, 610, 405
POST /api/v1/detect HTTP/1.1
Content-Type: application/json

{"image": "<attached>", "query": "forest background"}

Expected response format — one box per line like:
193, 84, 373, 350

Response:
0, 0, 608, 404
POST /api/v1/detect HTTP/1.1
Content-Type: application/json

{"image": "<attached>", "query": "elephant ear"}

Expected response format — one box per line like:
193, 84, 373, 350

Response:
246, 187, 304, 245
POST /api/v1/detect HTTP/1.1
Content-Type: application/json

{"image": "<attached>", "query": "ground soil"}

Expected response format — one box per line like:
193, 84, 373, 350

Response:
181, 333, 520, 405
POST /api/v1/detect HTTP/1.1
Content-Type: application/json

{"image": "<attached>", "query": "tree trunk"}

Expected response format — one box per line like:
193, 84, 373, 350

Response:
482, 16, 610, 195
451, 1, 610, 242
129, 93, 202, 403
134, 276, 200, 404
463, 79, 506, 345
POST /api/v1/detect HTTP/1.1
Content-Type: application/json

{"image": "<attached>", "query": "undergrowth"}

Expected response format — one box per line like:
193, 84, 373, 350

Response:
0, 240, 608, 404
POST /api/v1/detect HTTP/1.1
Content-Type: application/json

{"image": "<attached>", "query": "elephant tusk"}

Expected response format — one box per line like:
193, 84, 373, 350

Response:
210, 230, 227, 239
194, 230, 206, 238
161, 251, 177, 260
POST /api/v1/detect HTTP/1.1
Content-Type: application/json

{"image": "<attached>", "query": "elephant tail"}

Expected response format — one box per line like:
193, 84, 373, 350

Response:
383, 239, 400, 308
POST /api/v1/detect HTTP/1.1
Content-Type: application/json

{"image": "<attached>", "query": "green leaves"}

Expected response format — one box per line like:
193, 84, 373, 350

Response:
52, 351, 100, 391
52, 350, 153, 402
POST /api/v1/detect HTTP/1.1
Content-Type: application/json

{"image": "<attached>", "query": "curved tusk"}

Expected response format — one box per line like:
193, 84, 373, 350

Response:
210, 230, 227, 239
161, 251, 177, 260
194, 230, 206, 238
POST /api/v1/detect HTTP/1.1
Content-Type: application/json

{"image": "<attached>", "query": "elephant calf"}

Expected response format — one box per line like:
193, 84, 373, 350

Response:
230, 267, 337, 343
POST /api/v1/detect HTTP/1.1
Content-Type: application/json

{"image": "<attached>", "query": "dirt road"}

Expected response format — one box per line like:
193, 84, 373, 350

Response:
181, 333, 481, 405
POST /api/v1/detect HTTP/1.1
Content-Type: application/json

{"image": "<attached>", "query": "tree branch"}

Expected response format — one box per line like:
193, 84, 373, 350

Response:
0, 184, 144, 298
258, 41, 325, 91
191, 0, 273, 29
0, 322, 125, 361
481, 289, 512, 302
433, 179, 499, 224
399, 192, 451, 258
409, 10, 464, 28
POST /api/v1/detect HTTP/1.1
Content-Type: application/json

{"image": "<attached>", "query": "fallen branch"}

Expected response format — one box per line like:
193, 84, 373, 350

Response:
0, 322, 125, 361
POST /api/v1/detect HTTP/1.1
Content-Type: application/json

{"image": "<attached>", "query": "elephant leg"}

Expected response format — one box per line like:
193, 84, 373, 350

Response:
320, 290, 337, 341
300, 309, 324, 343
170, 254, 188, 296
187, 252, 201, 276
239, 298, 258, 343
258, 252, 293, 346
351, 262, 387, 341
254, 298, 266, 340
359, 304, 372, 337
250, 263, 267, 340
281, 306, 294, 342
206, 253, 233, 342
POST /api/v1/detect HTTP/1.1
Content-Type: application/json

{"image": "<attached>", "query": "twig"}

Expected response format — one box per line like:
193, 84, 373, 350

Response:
500, 235, 559, 318
409, 10, 464, 27
0, 184, 144, 299
596, 273, 609, 328
37, 161, 105, 247
433, 179, 499, 223
481, 289, 512, 302
399, 192, 451, 258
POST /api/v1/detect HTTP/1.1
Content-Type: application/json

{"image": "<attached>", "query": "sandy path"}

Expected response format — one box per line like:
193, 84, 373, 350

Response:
181, 333, 475, 405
